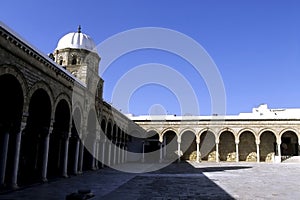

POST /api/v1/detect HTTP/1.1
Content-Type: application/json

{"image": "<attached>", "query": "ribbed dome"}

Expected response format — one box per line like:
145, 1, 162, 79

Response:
55, 26, 97, 52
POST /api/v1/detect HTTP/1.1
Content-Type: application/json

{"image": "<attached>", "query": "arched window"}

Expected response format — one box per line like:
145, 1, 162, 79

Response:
59, 60, 63, 65
71, 58, 77, 65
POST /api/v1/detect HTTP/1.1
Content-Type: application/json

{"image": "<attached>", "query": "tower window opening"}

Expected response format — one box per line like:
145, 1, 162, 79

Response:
59, 60, 63, 65
72, 58, 77, 65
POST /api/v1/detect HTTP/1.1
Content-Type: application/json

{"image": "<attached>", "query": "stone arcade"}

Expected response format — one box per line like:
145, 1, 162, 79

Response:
0, 22, 300, 191
129, 104, 300, 164
0, 23, 144, 189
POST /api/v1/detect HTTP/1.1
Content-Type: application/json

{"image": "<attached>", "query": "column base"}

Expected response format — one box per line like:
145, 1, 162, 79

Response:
9, 183, 19, 190
62, 174, 69, 178
42, 177, 48, 183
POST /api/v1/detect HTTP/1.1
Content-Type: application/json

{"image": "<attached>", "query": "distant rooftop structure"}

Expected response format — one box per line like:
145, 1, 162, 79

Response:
239, 104, 300, 118
127, 104, 300, 121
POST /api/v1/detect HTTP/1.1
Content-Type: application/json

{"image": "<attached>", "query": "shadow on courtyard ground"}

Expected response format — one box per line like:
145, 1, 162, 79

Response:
0, 161, 252, 199
100, 161, 250, 199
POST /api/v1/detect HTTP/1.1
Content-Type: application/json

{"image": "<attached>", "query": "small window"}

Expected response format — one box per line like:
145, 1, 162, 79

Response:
71, 58, 77, 65
59, 60, 63, 65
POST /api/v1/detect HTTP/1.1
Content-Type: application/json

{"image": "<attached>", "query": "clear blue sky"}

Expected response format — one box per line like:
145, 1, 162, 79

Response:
1, 1, 300, 116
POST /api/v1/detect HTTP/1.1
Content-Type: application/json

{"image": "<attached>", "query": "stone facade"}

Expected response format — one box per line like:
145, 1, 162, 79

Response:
0, 23, 145, 190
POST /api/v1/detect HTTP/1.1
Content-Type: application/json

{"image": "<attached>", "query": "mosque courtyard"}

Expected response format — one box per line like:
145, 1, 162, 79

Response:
1, 161, 299, 199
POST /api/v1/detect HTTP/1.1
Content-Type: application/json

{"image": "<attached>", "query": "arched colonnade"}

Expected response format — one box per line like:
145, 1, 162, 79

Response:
141, 126, 300, 163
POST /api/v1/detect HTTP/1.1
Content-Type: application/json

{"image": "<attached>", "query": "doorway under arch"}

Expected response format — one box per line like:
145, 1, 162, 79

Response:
199, 131, 216, 161
260, 131, 276, 162
144, 130, 160, 162
83, 110, 97, 171
219, 131, 236, 161
0, 74, 24, 187
163, 130, 177, 161
48, 99, 70, 178
68, 108, 81, 174
181, 131, 196, 161
239, 131, 256, 161
19, 88, 51, 185
281, 131, 299, 156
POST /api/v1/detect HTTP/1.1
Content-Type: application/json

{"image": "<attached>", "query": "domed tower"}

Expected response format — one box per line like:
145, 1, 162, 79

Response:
53, 26, 101, 85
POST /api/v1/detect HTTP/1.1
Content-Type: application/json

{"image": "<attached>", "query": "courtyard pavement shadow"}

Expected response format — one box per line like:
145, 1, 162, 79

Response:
0, 161, 253, 200
100, 161, 250, 199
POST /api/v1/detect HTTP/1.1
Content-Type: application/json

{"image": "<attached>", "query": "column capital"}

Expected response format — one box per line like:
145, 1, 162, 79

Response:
276, 139, 281, 145
20, 122, 27, 132
159, 136, 163, 143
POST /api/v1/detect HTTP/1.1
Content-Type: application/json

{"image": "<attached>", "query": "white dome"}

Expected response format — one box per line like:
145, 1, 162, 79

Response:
56, 26, 97, 52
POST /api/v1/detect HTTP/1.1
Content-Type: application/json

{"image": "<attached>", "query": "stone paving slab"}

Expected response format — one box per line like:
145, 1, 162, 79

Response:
190, 162, 300, 199
1, 162, 300, 199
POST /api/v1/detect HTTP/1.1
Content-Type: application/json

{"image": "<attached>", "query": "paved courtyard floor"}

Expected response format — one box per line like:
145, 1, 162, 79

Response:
1, 161, 300, 199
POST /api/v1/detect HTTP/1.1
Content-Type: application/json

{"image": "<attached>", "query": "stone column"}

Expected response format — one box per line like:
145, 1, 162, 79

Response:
118, 143, 121, 164
41, 133, 51, 182
177, 141, 181, 162
235, 143, 239, 162
196, 140, 200, 163
0, 131, 9, 187
125, 145, 128, 163
62, 133, 69, 178
256, 143, 260, 163
113, 140, 117, 165
101, 141, 106, 167
107, 142, 112, 166
159, 142, 163, 163
73, 139, 80, 174
277, 142, 281, 158
298, 140, 300, 156
142, 141, 145, 162
122, 144, 125, 164
163, 139, 167, 158
95, 141, 99, 170
10, 122, 26, 189
216, 143, 219, 163
78, 139, 85, 174
91, 139, 97, 170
